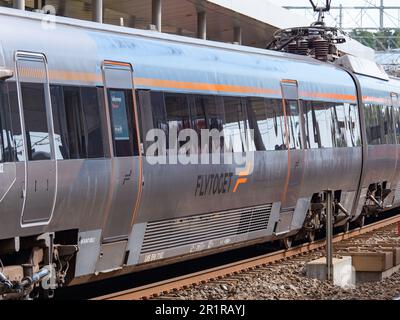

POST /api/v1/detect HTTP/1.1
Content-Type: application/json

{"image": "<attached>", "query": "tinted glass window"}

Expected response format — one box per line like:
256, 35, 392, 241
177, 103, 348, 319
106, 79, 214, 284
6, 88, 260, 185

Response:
304, 101, 362, 149
191, 96, 207, 132
21, 83, 51, 161
136, 90, 166, 154
0, 83, 14, 162
165, 93, 190, 150
247, 97, 266, 151
223, 97, 247, 152
205, 96, 225, 153
365, 104, 395, 145
81, 87, 105, 158
345, 103, 362, 147
394, 106, 400, 145
151, 92, 168, 134
304, 101, 333, 148
7, 82, 24, 161
51, 85, 69, 160
265, 99, 286, 151
108, 89, 138, 157
284, 99, 302, 150
64, 87, 86, 159
384, 105, 396, 144
191, 95, 225, 153
331, 103, 347, 148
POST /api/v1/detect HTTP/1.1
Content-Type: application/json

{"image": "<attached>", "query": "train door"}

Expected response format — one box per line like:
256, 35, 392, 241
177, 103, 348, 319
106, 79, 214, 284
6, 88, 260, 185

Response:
281, 80, 305, 208
101, 61, 142, 243
391, 92, 400, 205
16, 52, 57, 226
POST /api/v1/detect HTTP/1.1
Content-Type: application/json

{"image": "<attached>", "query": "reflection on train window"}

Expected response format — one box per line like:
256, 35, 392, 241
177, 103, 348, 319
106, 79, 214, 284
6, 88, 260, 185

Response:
284, 100, 302, 150
394, 106, 400, 144
223, 97, 247, 153
150, 91, 168, 148
142, 92, 366, 153
51, 85, 69, 160
345, 103, 362, 147
7, 82, 24, 161
0, 83, 14, 162
247, 97, 266, 151
205, 96, 225, 153
0, 85, 5, 162
81, 87, 105, 158
364, 104, 395, 145
164, 93, 190, 150
331, 103, 347, 148
190, 95, 207, 153
304, 101, 362, 149
265, 99, 286, 151
20, 83, 51, 161
108, 89, 138, 157
52, 85, 107, 160
63, 87, 86, 159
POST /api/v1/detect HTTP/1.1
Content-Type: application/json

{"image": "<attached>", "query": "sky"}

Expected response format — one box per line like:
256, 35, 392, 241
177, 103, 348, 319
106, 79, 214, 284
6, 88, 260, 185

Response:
275, 0, 400, 30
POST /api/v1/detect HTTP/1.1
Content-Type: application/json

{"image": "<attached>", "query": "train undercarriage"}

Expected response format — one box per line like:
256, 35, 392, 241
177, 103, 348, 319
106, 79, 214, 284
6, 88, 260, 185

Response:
0, 232, 77, 300
0, 183, 394, 300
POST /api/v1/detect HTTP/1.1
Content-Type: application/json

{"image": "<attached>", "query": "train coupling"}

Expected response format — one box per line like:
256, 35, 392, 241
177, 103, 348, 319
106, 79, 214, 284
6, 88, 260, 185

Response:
0, 265, 55, 299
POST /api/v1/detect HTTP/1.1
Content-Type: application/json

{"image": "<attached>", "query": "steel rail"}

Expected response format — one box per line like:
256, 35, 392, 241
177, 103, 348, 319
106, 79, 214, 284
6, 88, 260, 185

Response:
94, 214, 400, 300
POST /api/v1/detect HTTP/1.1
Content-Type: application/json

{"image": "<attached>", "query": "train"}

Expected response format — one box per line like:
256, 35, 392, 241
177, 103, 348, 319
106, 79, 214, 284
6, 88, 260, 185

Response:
0, 6, 400, 299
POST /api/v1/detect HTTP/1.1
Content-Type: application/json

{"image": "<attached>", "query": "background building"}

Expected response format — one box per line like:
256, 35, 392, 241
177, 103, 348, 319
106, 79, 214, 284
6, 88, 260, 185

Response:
2, 0, 374, 59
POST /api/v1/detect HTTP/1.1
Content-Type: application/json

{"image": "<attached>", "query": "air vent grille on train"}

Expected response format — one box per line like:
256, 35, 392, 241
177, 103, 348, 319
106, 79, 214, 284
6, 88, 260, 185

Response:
140, 204, 272, 254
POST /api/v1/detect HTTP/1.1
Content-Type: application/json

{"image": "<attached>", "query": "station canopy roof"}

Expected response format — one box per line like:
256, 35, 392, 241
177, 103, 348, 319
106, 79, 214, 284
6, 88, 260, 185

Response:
5, 0, 375, 59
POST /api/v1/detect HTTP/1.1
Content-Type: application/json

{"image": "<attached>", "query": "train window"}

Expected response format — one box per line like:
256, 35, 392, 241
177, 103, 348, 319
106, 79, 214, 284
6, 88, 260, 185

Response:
223, 97, 247, 152
190, 95, 207, 153
150, 91, 168, 146
63, 87, 86, 159
364, 104, 395, 145
108, 89, 138, 157
265, 99, 286, 151
81, 87, 105, 158
0, 84, 5, 162
284, 100, 302, 150
164, 93, 191, 150
0, 83, 14, 162
247, 97, 266, 151
7, 82, 24, 161
51, 85, 69, 160
395, 107, 400, 144
303, 101, 315, 149
365, 105, 380, 145
383, 105, 396, 144
345, 103, 362, 147
303, 101, 333, 149
330, 103, 347, 148
20, 83, 51, 161
205, 96, 225, 153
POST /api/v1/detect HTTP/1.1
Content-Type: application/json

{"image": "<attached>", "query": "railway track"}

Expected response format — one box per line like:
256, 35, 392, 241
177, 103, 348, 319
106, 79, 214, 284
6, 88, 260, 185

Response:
94, 214, 400, 300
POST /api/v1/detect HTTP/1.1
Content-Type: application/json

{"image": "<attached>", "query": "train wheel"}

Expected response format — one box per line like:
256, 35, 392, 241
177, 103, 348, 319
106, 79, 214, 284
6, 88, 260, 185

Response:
281, 237, 293, 249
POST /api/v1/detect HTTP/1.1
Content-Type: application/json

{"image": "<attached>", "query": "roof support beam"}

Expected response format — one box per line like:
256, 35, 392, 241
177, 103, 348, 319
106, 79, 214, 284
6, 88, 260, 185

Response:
152, 0, 162, 32
92, 0, 103, 23
13, 0, 25, 10
197, 11, 207, 40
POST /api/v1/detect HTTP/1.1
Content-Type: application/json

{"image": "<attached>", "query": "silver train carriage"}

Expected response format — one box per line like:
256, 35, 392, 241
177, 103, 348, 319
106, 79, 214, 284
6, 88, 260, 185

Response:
0, 7, 399, 298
